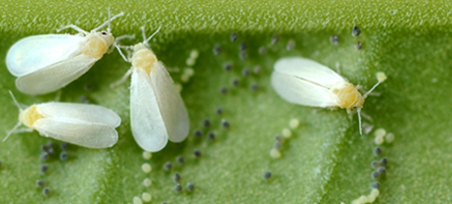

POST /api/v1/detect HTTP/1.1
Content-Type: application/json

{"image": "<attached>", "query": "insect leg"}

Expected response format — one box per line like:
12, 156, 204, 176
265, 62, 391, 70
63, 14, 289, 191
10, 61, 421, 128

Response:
56, 25, 89, 35
110, 68, 133, 88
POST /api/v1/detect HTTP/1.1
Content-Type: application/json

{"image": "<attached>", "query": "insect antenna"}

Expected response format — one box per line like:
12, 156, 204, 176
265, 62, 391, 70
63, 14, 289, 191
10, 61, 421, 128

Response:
107, 8, 111, 32
115, 34, 136, 42
93, 12, 124, 32
3, 122, 21, 142
363, 72, 387, 98
142, 26, 162, 47
9, 90, 23, 112
3, 91, 24, 142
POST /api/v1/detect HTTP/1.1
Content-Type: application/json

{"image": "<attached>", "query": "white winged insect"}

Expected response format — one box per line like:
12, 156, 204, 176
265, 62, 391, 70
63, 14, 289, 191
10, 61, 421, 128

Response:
271, 57, 386, 134
6, 12, 124, 95
4, 91, 121, 148
113, 26, 190, 152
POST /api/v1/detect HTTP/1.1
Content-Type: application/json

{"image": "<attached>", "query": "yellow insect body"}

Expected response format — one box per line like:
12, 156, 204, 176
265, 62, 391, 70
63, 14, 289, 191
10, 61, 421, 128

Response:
131, 44, 157, 75
333, 83, 365, 109
82, 33, 114, 58
19, 105, 43, 128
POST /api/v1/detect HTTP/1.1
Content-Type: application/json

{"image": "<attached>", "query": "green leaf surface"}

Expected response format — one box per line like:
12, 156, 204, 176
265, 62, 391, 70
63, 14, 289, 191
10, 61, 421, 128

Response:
1, 1, 451, 203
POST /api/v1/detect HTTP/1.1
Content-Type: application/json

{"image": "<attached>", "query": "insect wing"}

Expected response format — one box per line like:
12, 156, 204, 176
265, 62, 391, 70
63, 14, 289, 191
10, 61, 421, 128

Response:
36, 102, 121, 127
150, 62, 189, 143
274, 57, 346, 88
271, 71, 339, 107
130, 68, 168, 152
6, 34, 85, 77
16, 55, 97, 95
33, 118, 118, 148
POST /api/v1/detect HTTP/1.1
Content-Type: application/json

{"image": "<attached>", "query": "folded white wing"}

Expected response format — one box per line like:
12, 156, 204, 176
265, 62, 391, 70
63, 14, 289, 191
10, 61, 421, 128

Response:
274, 57, 347, 88
15, 55, 97, 95
150, 62, 189, 143
271, 71, 339, 107
33, 118, 118, 148
130, 68, 169, 152
36, 102, 121, 127
271, 57, 351, 108
6, 34, 85, 77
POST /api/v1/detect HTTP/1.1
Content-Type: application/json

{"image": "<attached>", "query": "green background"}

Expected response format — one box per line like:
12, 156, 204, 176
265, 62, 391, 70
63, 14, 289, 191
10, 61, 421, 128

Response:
0, 0, 451, 203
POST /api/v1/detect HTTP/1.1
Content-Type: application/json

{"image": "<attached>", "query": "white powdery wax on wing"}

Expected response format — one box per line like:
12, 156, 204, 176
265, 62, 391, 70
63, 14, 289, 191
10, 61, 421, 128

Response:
114, 26, 190, 152
6, 12, 124, 95
4, 91, 121, 148
271, 57, 387, 134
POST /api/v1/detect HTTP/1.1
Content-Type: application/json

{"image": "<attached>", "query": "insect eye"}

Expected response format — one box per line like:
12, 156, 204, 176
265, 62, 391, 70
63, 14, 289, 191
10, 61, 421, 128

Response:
101, 31, 108, 35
